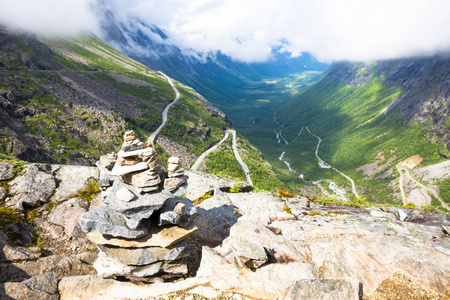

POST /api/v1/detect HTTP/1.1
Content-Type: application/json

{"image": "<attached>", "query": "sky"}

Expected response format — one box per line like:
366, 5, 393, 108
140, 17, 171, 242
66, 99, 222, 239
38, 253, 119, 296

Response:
1, 0, 450, 62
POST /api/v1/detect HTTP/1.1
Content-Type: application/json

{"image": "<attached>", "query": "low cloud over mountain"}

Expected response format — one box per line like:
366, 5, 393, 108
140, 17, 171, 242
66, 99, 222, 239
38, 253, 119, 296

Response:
1, 0, 450, 62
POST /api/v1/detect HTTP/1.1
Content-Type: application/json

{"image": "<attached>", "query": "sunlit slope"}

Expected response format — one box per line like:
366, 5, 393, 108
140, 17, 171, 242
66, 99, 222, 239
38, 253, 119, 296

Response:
276, 59, 448, 204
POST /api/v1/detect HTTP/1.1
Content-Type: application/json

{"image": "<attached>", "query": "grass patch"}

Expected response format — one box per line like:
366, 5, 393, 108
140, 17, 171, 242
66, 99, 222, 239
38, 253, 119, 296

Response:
76, 181, 100, 202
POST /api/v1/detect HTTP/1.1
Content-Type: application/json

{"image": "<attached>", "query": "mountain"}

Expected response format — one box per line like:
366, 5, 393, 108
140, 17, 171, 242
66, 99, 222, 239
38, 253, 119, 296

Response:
0, 28, 284, 191
275, 56, 450, 209
95, 5, 329, 108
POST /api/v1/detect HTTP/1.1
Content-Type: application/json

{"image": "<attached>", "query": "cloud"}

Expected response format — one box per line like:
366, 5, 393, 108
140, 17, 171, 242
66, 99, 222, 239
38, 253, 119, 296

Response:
0, 0, 99, 37
1, 0, 450, 62
103, 0, 450, 62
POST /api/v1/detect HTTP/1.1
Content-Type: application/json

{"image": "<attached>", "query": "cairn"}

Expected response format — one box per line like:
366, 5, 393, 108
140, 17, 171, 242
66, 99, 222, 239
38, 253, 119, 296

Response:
164, 157, 188, 192
79, 130, 196, 282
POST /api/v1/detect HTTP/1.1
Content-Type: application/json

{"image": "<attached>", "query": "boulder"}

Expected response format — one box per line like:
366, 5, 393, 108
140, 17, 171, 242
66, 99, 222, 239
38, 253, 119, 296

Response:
0, 161, 14, 181
196, 246, 315, 299
0, 272, 59, 300
194, 193, 240, 244
167, 163, 180, 172
79, 206, 149, 239
218, 219, 303, 264
51, 165, 99, 201
284, 278, 361, 300
7, 165, 56, 209
87, 222, 198, 248
47, 197, 89, 238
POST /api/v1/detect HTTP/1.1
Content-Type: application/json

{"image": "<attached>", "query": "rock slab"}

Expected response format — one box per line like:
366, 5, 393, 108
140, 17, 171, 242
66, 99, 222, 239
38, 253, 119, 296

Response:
7, 165, 56, 209
284, 278, 361, 300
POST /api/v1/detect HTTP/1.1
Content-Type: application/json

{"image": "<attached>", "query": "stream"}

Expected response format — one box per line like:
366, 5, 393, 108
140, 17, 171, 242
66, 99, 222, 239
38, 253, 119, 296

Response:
273, 116, 358, 200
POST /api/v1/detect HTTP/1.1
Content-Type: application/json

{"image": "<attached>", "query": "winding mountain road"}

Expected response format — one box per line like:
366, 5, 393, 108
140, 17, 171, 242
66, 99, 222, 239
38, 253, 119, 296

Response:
190, 130, 253, 186
191, 131, 230, 171
397, 166, 449, 210
148, 72, 180, 144
305, 127, 359, 198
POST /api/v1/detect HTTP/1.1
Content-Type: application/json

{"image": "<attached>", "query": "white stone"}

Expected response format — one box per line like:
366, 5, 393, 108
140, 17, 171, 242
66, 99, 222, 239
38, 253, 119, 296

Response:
116, 187, 136, 202
168, 157, 180, 164
398, 209, 409, 221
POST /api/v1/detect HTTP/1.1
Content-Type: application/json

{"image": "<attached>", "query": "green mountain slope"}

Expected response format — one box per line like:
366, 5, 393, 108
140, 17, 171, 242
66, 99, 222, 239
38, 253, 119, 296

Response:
0, 29, 284, 191
275, 58, 450, 206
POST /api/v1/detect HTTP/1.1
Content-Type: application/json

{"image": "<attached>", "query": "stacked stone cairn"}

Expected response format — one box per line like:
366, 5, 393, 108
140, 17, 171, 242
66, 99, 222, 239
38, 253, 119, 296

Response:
79, 130, 197, 283
164, 157, 188, 192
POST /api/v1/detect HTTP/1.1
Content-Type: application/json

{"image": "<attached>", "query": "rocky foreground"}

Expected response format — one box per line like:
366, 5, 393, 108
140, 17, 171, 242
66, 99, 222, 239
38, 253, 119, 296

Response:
0, 158, 449, 299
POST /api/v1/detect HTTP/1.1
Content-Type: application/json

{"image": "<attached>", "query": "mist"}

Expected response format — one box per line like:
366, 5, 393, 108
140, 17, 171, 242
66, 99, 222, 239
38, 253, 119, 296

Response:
1, 0, 450, 62
0, 0, 99, 37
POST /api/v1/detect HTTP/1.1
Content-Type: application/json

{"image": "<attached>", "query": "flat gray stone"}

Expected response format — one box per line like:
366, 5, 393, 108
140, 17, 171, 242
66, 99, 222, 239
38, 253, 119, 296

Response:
104, 180, 171, 217
0, 161, 14, 181
97, 242, 188, 266
117, 148, 156, 158
232, 241, 267, 261
164, 175, 188, 192
159, 197, 198, 228
284, 278, 361, 300
110, 162, 148, 176
94, 250, 163, 278
6, 165, 56, 210
79, 206, 149, 239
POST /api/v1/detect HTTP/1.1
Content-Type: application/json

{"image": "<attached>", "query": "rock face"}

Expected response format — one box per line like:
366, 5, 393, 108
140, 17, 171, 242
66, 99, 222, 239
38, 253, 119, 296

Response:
0, 161, 14, 180
51, 165, 99, 201
0, 272, 60, 300
284, 278, 361, 300
6, 165, 56, 209
2, 137, 450, 299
